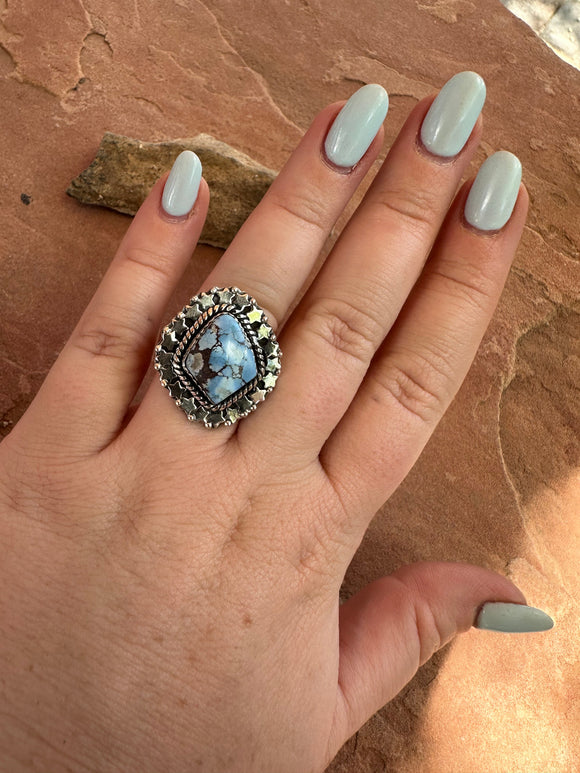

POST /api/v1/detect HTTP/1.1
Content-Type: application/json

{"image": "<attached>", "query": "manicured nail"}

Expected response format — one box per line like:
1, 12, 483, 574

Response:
421, 71, 486, 157
464, 151, 522, 231
475, 602, 554, 633
162, 150, 202, 217
324, 84, 389, 169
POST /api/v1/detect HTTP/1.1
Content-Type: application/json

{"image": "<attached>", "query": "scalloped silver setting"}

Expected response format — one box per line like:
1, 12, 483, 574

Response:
154, 287, 281, 428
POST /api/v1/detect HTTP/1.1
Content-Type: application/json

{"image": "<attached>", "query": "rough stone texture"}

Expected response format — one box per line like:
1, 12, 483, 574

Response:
67, 132, 277, 248
502, 0, 580, 69
0, 1, 579, 772
542, 1, 580, 67
503, 0, 565, 29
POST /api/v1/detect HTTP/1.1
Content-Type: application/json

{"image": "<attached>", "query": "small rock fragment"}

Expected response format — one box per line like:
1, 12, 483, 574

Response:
66, 132, 277, 248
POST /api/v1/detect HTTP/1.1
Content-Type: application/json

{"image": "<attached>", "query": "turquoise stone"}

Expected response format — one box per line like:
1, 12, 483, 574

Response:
183, 313, 258, 405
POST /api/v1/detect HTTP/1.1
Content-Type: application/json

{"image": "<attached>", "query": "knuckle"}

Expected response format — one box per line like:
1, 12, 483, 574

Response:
304, 297, 381, 367
371, 352, 450, 424
369, 185, 437, 231
430, 260, 496, 314
390, 574, 445, 667
73, 310, 145, 361
290, 527, 333, 583
0, 437, 90, 519
121, 243, 175, 284
285, 510, 345, 594
268, 183, 330, 234
412, 591, 445, 665
74, 324, 131, 361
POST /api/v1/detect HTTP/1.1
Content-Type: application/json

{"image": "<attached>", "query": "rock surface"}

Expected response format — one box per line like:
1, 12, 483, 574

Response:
0, 1, 579, 771
502, 0, 580, 69
67, 132, 276, 248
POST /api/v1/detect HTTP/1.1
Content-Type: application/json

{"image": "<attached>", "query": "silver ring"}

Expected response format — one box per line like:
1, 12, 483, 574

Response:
154, 287, 282, 428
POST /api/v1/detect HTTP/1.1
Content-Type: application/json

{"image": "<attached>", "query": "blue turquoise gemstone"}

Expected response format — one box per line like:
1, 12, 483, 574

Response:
183, 313, 258, 405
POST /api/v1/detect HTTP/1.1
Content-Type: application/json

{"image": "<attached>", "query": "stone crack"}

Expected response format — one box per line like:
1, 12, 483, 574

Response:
194, 0, 303, 136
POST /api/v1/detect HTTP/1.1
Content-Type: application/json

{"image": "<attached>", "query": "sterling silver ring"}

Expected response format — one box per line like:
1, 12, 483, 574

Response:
154, 287, 282, 428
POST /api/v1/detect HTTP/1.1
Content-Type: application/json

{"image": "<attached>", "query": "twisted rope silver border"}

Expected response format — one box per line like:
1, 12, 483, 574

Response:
154, 287, 282, 428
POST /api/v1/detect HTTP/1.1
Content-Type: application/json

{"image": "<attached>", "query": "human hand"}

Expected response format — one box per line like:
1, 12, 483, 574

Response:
0, 72, 552, 772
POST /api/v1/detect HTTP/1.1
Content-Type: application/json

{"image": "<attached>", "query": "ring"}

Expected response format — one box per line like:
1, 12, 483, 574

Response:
154, 287, 282, 428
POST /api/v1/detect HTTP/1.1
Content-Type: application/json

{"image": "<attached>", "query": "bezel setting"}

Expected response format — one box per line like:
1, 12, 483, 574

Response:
154, 287, 282, 428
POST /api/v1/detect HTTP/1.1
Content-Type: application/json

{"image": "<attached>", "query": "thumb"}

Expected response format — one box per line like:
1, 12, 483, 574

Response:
330, 561, 548, 751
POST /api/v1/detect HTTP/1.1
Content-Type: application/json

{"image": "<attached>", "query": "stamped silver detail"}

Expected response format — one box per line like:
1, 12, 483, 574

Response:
154, 287, 282, 428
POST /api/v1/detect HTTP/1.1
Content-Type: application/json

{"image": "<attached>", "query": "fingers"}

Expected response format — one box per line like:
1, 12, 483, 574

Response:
247, 75, 486, 453
18, 153, 209, 456
322, 176, 528, 520
200, 85, 389, 330
328, 561, 528, 753
127, 86, 389, 447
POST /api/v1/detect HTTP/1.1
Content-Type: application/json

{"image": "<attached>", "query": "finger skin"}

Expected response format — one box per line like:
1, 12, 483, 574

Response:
328, 561, 527, 754
242, 95, 483, 457
200, 100, 386, 330
126, 99, 386, 452
321, 182, 529, 521
11, 174, 209, 457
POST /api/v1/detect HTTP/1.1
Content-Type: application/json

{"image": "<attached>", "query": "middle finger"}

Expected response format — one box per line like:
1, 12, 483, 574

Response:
247, 71, 486, 454
200, 84, 390, 331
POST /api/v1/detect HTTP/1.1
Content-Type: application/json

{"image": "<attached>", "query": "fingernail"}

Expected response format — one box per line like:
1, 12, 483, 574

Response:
475, 602, 554, 633
464, 151, 522, 231
161, 150, 202, 217
420, 71, 486, 157
324, 83, 389, 169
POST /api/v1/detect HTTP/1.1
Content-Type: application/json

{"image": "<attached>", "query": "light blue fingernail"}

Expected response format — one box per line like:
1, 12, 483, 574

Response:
421, 71, 486, 157
475, 602, 554, 633
162, 150, 202, 217
324, 83, 389, 169
464, 151, 522, 231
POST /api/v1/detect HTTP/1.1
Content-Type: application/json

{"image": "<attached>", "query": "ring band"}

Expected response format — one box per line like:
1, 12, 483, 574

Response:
154, 287, 282, 428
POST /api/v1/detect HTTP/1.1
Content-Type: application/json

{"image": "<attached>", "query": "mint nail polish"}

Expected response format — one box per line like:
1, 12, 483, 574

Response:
464, 151, 522, 231
421, 71, 486, 158
162, 150, 202, 217
475, 602, 554, 633
324, 83, 389, 169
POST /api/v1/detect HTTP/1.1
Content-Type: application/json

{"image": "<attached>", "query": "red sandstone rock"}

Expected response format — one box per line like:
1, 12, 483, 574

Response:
0, 1, 578, 771
66, 131, 276, 248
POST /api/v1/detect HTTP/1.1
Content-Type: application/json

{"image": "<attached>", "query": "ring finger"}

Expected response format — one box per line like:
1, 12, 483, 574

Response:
129, 85, 389, 444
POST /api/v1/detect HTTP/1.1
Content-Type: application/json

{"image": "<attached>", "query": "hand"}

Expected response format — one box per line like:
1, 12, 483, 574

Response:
0, 73, 540, 773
